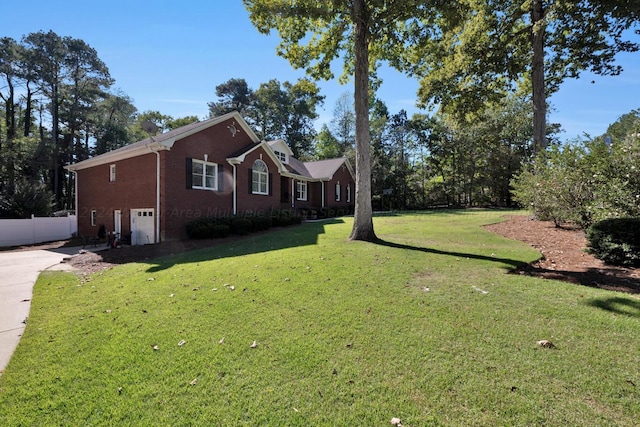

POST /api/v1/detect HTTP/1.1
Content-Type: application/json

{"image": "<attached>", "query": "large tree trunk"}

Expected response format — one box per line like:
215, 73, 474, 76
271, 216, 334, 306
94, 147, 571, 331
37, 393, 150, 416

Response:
349, 0, 377, 241
531, 0, 547, 152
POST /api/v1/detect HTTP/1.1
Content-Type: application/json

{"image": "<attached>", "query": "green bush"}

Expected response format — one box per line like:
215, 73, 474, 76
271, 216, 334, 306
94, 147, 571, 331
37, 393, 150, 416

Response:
186, 218, 232, 239
586, 217, 640, 266
185, 218, 214, 239
250, 216, 273, 231
210, 224, 231, 238
0, 180, 55, 219
231, 217, 253, 235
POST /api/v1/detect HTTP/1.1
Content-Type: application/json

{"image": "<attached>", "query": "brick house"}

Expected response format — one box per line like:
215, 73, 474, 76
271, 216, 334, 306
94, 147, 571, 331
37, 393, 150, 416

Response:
65, 111, 354, 244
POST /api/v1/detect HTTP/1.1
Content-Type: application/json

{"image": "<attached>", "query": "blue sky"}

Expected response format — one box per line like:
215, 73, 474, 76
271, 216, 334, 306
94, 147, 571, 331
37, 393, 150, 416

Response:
4, 1, 639, 141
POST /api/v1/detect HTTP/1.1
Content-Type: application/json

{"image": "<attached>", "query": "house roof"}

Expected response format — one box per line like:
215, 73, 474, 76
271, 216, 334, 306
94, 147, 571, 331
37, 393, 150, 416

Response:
304, 157, 353, 180
65, 111, 259, 171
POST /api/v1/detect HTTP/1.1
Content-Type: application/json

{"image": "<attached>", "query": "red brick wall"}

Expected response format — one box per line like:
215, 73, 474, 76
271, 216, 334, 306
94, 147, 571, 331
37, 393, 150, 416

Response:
76, 153, 156, 239
161, 119, 253, 239
235, 149, 282, 216
327, 164, 355, 209
161, 120, 283, 239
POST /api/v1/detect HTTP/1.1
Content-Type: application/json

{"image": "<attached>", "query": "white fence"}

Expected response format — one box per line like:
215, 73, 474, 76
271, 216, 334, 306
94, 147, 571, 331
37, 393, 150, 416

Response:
0, 215, 77, 247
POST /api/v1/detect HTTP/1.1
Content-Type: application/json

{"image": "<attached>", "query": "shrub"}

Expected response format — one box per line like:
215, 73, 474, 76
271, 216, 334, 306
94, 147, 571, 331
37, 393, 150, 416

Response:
586, 217, 640, 266
186, 218, 233, 239
231, 217, 253, 235
210, 224, 231, 238
186, 218, 214, 239
0, 180, 55, 219
250, 216, 273, 231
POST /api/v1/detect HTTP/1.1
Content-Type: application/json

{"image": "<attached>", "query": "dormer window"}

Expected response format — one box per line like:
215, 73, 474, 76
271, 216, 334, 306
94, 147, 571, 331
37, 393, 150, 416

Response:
274, 150, 287, 163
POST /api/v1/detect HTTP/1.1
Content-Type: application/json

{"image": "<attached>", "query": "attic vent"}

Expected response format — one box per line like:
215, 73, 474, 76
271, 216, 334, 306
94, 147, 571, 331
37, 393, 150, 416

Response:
227, 122, 238, 137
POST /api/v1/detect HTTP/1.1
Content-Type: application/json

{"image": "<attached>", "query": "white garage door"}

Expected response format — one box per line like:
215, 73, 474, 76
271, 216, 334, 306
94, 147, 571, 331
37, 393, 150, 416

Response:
130, 209, 155, 245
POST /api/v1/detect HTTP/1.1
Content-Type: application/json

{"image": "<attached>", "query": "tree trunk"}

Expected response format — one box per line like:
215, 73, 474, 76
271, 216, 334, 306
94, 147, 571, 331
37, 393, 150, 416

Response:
531, 0, 547, 152
349, 0, 377, 241
24, 83, 33, 137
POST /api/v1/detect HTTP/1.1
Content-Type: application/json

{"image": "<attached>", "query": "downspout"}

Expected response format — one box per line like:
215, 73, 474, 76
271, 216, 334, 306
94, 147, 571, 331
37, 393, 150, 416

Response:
232, 164, 237, 215
71, 169, 78, 229
146, 144, 161, 243
321, 181, 325, 209
291, 179, 295, 209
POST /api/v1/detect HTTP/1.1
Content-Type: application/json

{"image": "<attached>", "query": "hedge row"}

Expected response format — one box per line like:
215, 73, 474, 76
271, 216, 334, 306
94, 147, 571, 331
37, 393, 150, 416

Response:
586, 217, 640, 267
186, 212, 302, 239
300, 206, 354, 220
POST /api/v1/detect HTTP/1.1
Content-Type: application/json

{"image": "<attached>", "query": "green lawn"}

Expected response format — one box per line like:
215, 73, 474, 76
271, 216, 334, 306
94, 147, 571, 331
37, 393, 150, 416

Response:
1, 210, 638, 426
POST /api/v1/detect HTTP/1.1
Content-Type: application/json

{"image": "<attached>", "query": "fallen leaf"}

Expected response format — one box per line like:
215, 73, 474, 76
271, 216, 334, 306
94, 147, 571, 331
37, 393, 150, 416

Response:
218, 337, 225, 344
178, 339, 186, 346
391, 417, 403, 426
250, 340, 257, 348
169, 293, 174, 297
293, 407, 299, 413
118, 387, 123, 395
230, 286, 235, 291
147, 277, 155, 281
190, 378, 197, 385
536, 340, 556, 349
152, 345, 159, 351
472, 285, 489, 294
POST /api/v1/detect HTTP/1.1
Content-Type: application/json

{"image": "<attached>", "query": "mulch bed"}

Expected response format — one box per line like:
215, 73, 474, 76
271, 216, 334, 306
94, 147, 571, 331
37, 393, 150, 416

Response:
485, 215, 640, 294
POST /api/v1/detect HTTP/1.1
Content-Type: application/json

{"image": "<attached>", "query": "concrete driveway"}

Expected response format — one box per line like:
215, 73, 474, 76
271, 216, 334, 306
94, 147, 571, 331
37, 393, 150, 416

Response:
0, 246, 84, 374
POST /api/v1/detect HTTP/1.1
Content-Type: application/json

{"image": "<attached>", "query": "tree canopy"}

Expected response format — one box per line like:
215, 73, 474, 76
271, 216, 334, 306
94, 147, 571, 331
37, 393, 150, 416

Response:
405, 0, 640, 152
244, 0, 462, 241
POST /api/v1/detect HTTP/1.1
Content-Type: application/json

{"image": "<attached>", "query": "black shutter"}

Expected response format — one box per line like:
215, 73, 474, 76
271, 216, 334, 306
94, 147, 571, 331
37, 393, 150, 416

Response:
268, 173, 273, 196
248, 168, 253, 194
186, 158, 193, 189
217, 164, 224, 192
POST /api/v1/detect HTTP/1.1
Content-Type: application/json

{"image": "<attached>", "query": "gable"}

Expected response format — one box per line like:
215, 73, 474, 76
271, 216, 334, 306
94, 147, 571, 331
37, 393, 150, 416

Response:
66, 111, 259, 172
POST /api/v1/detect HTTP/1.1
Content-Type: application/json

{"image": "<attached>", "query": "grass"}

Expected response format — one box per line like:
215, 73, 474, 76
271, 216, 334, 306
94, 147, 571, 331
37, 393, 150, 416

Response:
1, 210, 639, 426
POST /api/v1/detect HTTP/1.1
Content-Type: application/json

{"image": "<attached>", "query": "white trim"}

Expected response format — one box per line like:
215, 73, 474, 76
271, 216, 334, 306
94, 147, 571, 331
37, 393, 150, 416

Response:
66, 112, 258, 172
252, 159, 269, 195
232, 164, 237, 215
192, 159, 218, 191
296, 180, 308, 201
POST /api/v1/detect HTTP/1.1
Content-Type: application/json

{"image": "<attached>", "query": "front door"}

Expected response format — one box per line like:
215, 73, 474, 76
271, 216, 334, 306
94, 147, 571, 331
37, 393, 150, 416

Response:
130, 208, 155, 245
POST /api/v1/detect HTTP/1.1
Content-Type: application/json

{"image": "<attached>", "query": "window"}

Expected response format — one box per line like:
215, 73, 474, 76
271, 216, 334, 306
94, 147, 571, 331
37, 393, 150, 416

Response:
335, 183, 341, 202
90, 209, 97, 226
274, 150, 286, 162
192, 159, 217, 190
109, 164, 116, 182
297, 181, 308, 201
252, 159, 268, 194
346, 184, 351, 203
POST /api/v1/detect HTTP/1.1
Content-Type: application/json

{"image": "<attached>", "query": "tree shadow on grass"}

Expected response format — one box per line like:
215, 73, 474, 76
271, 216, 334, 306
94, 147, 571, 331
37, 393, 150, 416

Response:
585, 296, 640, 318
375, 238, 640, 295
374, 238, 528, 270
142, 219, 345, 273
516, 264, 640, 295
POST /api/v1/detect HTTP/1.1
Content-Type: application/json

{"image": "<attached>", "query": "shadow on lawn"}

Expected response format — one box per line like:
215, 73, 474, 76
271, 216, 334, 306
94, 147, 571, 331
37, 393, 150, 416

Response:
517, 264, 640, 295
141, 219, 345, 273
586, 296, 640, 318
374, 238, 527, 269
